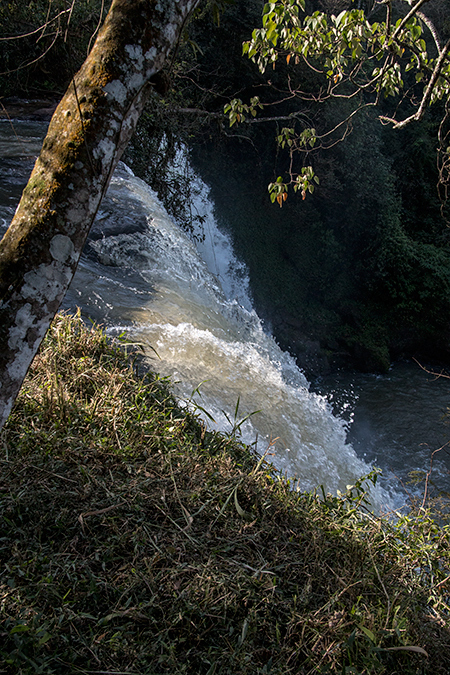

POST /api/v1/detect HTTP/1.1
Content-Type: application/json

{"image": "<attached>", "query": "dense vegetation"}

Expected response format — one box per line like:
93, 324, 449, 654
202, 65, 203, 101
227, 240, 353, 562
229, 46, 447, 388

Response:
1, 313, 450, 674
0, 0, 111, 97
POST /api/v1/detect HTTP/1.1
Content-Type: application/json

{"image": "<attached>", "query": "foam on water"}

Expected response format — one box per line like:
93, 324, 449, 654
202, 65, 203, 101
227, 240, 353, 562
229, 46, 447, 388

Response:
79, 163, 391, 508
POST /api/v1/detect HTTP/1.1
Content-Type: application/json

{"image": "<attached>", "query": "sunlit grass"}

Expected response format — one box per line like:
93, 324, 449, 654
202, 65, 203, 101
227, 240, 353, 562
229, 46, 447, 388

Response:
1, 312, 449, 674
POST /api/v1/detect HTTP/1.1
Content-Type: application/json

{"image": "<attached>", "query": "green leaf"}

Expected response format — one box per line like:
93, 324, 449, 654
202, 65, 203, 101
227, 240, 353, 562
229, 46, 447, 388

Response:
10, 624, 30, 634
233, 487, 252, 520
238, 617, 249, 646
38, 631, 52, 646
335, 10, 347, 27
358, 624, 376, 643
377, 645, 428, 656
234, 488, 246, 517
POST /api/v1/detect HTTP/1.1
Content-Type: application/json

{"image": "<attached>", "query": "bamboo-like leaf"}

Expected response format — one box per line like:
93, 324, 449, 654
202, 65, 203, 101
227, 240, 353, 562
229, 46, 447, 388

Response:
238, 618, 249, 646
233, 486, 252, 520
358, 624, 375, 643
234, 487, 246, 517
377, 646, 428, 656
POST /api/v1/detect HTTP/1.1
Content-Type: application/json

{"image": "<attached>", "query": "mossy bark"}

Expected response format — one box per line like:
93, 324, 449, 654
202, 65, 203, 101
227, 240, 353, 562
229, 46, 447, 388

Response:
0, 0, 200, 430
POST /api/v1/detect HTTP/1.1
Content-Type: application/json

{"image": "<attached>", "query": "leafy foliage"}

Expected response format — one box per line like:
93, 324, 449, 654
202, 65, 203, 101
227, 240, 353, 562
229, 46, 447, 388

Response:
224, 96, 263, 126
224, 0, 450, 200
245, 0, 450, 108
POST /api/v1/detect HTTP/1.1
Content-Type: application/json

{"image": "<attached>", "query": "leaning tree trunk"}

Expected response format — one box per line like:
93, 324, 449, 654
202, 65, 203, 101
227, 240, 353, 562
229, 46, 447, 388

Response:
0, 0, 200, 430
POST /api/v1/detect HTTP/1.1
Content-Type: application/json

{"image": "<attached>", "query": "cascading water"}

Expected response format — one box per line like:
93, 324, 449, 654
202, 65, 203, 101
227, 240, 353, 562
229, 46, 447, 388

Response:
72, 162, 381, 499
11, 119, 450, 511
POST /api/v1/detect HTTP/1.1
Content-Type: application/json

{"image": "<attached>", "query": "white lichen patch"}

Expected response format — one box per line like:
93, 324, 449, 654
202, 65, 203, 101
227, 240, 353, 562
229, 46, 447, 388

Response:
125, 44, 144, 70
144, 46, 157, 62
50, 234, 75, 264
65, 209, 84, 227
103, 79, 127, 105
64, 186, 93, 227
66, 204, 87, 226
7, 303, 36, 350
164, 22, 178, 45
7, 334, 43, 383
6, 317, 48, 397
121, 106, 141, 138
128, 72, 145, 91
105, 118, 120, 139
22, 262, 73, 304
94, 137, 116, 171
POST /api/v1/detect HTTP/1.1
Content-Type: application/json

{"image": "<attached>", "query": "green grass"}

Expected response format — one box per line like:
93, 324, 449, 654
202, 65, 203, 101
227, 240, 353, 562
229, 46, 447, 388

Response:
1, 312, 450, 674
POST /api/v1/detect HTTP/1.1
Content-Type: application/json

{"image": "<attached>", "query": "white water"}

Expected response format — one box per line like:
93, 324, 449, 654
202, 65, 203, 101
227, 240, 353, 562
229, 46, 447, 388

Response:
66, 162, 390, 508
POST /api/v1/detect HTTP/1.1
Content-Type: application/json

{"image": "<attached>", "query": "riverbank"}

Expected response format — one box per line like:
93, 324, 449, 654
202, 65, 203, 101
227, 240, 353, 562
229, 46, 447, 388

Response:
1, 312, 449, 674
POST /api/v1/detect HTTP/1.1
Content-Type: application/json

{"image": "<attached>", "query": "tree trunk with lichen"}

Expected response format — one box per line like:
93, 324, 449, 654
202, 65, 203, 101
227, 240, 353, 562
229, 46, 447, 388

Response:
0, 0, 200, 431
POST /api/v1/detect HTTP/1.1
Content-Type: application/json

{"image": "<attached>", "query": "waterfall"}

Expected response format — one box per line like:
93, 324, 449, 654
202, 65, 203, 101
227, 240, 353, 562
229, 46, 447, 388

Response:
0, 120, 392, 509
66, 162, 390, 508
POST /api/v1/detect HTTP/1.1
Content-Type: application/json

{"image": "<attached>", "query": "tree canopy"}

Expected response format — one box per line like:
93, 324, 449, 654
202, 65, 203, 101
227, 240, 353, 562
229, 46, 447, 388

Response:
224, 0, 450, 202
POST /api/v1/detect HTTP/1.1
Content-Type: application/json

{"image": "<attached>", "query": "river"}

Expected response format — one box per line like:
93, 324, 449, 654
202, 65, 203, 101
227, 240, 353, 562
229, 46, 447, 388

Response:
2, 119, 450, 512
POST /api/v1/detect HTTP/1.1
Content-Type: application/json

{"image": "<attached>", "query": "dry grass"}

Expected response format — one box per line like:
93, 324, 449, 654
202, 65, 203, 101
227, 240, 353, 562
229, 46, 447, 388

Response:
1, 312, 450, 674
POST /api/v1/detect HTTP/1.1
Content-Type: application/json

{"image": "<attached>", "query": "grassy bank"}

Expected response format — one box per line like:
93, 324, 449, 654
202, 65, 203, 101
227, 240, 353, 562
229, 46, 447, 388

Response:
1, 313, 450, 674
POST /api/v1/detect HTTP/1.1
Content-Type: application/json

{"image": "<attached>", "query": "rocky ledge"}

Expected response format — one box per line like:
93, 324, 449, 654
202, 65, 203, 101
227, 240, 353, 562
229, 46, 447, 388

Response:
0, 97, 58, 122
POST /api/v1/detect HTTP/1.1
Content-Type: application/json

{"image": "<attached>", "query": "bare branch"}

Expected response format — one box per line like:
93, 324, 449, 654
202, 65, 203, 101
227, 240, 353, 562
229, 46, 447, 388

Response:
39, 0, 54, 43
315, 102, 377, 143
385, 35, 450, 129
87, 0, 106, 55
0, 28, 61, 76
64, 0, 78, 43
0, 8, 70, 41
416, 10, 442, 53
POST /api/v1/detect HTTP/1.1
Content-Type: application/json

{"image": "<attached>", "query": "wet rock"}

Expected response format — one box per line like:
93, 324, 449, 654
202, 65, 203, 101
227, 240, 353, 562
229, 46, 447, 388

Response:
0, 97, 58, 122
